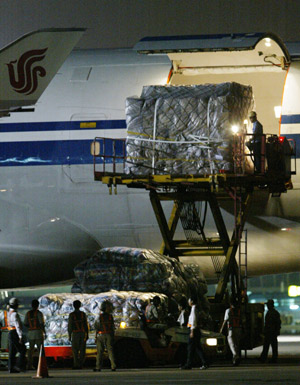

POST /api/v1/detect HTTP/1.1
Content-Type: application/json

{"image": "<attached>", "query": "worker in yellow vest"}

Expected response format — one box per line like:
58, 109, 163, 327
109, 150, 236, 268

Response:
24, 299, 46, 370
68, 300, 89, 369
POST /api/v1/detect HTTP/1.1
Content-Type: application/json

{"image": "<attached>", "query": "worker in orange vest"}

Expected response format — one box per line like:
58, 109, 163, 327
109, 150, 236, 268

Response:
0, 306, 10, 350
93, 300, 116, 372
24, 299, 46, 370
7, 297, 26, 373
68, 300, 89, 370
220, 296, 242, 366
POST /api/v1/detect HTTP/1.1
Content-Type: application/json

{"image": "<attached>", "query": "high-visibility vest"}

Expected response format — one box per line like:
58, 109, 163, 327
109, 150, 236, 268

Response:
97, 313, 113, 334
1, 310, 8, 330
27, 310, 41, 330
71, 311, 86, 333
227, 307, 241, 329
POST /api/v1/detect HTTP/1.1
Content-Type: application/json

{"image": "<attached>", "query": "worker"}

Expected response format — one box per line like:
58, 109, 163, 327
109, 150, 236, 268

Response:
1, 306, 9, 330
177, 296, 189, 327
94, 300, 116, 372
220, 297, 242, 366
24, 299, 46, 370
145, 295, 167, 347
248, 110, 263, 173
68, 300, 89, 370
259, 299, 281, 363
181, 296, 208, 370
145, 295, 165, 328
0, 305, 9, 349
7, 297, 26, 373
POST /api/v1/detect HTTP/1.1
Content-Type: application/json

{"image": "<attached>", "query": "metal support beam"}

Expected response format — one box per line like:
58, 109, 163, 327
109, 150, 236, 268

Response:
214, 191, 253, 302
149, 190, 178, 259
159, 200, 183, 256
208, 193, 230, 253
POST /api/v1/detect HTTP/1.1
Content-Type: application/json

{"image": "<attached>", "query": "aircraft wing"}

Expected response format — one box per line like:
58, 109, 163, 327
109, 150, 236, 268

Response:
0, 28, 85, 115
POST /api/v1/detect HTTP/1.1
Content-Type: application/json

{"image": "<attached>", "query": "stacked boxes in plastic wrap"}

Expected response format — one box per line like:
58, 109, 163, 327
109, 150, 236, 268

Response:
125, 82, 254, 175
39, 247, 210, 346
38, 291, 167, 346
71, 247, 207, 300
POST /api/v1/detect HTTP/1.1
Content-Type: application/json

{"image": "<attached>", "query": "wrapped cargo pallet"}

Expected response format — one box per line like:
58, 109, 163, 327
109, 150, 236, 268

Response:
125, 83, 254, 175
72, 247, 207, 300
39, 291, 168, 346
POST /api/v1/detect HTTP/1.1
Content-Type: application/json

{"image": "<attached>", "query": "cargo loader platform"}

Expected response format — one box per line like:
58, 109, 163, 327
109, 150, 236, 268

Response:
92, 134, 295, 303
92, 134, 295, 349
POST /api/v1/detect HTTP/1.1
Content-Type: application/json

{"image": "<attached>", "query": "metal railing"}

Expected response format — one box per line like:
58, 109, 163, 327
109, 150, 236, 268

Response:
92, 137, 126, 175
92, 133, 296, 178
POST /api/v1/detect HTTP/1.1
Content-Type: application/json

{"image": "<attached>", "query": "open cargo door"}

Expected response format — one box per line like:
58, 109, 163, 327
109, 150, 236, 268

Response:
134, 33, 290, 135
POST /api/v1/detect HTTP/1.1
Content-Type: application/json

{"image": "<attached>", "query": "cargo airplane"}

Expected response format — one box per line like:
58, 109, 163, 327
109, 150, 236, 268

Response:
0, 31, 300, 288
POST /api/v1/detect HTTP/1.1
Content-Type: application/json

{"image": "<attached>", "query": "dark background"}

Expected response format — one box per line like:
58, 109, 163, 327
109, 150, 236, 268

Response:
1, 0, 299, 50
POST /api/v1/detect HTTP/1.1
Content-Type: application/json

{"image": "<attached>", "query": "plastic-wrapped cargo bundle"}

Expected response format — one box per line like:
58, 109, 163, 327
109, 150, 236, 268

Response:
72, 247, 190, 296
125, 83, 254, 175
39, 291, 167, 346
183, 264, 208, 297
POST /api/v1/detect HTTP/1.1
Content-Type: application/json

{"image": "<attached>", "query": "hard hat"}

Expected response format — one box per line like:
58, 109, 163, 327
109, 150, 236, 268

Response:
9, 297, 19, 307
249, 111, 257, 118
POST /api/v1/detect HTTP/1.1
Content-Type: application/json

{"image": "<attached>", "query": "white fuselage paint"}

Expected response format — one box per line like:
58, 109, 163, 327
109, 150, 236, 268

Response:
0, 46, 300, 288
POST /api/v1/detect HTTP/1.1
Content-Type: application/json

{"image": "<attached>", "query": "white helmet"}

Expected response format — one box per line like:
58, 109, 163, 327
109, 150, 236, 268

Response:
9, 297, 19, 307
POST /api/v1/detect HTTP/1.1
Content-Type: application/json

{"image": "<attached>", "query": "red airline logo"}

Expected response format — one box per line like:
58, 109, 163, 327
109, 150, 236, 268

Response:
6, 48, 48, 95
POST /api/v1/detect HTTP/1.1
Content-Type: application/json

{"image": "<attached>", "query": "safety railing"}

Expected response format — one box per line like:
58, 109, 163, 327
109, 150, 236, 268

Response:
233, 133, 267, 175
92, 133, 295, 179
92, 137, 126, 176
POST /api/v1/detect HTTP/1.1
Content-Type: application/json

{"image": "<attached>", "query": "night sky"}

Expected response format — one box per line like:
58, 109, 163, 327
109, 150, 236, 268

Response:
0, 0, 299, 50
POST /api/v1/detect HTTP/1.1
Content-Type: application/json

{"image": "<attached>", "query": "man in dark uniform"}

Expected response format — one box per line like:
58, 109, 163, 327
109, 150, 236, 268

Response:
249, 111, 263, 173
259, 299, 281, 363
68, 300, 89, 369
94, 300, 116, 372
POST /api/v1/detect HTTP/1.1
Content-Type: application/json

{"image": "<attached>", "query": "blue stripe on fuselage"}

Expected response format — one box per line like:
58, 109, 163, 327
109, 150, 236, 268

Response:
0, 119, 300, 167
0, 119, 126, 133
0, 120, 126, 166
281, 115, 300, 124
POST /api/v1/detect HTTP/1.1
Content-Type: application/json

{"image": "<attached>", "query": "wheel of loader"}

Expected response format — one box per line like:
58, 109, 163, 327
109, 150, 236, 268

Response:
114, 338, 148, 368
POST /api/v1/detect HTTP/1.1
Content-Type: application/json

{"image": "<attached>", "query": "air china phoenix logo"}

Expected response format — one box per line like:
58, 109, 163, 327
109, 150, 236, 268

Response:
6, 48, 48, 95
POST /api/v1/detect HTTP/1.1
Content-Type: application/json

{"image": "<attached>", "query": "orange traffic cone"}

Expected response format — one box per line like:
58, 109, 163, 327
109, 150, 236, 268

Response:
33, 345, 50, 379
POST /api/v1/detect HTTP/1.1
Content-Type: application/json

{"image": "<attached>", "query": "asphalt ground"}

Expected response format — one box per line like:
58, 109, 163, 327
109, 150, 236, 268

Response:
0, 362, 300, 385
0, 336, 299, 385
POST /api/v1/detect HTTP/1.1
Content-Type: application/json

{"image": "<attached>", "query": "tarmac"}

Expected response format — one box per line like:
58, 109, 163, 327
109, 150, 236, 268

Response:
0, 336, 299, 385
0, 362, 300, 385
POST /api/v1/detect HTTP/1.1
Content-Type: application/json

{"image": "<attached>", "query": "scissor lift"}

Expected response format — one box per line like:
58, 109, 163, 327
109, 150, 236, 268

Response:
93, 133, 294, 301
92, 133, 295, 346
